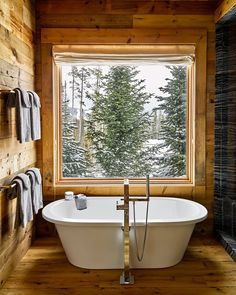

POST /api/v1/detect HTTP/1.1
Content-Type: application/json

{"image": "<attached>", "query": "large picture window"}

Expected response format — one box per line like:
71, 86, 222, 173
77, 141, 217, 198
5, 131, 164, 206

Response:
41, 29, 207, 194
58, 54, 193, 182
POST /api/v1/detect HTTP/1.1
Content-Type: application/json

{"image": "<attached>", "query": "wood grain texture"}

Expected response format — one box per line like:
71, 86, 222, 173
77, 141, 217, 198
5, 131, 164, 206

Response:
0, 1, 35, 46
36, 1, 215, 235
39, 14, 133, 28
2, 234, 236, 294
133, 14, 215, 29
39, 27, 209, 208
37, 0, 217, 15
215, 0, 236, 22
40, 44, 55, 198
0, 222, 33, 288
41, 28, 206, 44
0, 0, 36, 287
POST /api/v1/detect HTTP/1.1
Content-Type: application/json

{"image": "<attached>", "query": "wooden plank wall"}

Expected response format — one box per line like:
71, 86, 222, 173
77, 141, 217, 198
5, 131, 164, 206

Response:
215, 0, 236, 22
0, 0, 36, 287
36, 0, 216, 235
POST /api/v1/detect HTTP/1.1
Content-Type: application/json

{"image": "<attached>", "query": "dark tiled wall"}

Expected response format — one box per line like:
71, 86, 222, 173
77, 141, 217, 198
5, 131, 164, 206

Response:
215, 14, 236, 239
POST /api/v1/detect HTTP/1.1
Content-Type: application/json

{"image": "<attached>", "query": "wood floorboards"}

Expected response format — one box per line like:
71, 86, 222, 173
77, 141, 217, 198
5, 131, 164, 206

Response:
1, 234, 236, 295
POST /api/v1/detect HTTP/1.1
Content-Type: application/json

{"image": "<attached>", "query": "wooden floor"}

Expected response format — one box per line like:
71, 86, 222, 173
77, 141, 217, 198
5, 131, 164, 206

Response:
1, 234, 236, 295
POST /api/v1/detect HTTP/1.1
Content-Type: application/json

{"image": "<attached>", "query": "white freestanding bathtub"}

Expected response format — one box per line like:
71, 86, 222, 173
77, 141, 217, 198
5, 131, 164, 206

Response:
42, 197, 207, 269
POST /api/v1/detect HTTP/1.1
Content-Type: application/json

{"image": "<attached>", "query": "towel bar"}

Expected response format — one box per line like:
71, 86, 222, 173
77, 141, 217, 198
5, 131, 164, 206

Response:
0, 183, 16, 191
0, 89, 15, 93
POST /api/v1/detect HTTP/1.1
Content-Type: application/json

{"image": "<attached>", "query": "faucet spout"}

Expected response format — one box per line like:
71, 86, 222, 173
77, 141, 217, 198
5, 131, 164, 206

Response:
128, 175, 150, 202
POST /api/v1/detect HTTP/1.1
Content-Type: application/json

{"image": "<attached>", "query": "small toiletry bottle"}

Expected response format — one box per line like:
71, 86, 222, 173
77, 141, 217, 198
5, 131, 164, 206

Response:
65, 191, 74, 201
74, 194, 87, 210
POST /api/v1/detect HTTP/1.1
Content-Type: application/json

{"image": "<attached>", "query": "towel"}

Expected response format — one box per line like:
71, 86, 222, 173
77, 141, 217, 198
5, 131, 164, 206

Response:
7, 88, 32, 143
7, 173, 33, 228
26, 168, 43, 214
28, 91, 41, 140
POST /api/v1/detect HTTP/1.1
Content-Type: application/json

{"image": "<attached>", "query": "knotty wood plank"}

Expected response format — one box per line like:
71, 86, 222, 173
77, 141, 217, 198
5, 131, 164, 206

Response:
53, 44, 195, 55
133, 14, 215, 29
23, 2, 36, 31
41, 28, 206, 44
215, 0, 236, 23
37, 0, 215, 15
39, 14, 133, 28
53, 185, 194, 197
1, 287, 236, 295
0, 39, 34, 76
41, 43, 54, 196
0, 222, 33, 287
0, 222, 33, 264
0, 0, 35, 47
0, 0, 36, 287
0, 139, 36, 160
2, 235, 236, 294
0, 23, 34, 62
0, 149, 37, 180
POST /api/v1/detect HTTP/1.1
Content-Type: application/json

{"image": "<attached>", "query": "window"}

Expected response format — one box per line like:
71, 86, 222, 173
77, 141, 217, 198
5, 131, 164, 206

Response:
55, 48, 194, 184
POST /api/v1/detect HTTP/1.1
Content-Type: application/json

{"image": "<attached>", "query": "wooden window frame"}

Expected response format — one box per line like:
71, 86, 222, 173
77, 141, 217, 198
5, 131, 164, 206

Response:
55, 55, 194, 183
41, 28, 206, 197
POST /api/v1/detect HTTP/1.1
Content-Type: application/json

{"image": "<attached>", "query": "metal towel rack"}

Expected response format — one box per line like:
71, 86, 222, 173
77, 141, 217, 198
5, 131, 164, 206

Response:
0, 168, 41, 191
0, 183, 16, 191
0, 89, 15, 93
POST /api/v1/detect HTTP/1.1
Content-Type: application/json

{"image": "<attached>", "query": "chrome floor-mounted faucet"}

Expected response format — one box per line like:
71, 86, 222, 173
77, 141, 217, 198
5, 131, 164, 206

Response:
116, 175, 150, 285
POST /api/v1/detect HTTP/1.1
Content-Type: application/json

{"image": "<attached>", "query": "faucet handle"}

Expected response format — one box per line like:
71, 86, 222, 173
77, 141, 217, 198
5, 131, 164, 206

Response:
116, 200, 122, 210
116, 200, 127, 210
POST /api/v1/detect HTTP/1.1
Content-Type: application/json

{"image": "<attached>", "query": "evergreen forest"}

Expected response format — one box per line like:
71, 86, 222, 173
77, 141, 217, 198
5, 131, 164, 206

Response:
61, 64, 187, 178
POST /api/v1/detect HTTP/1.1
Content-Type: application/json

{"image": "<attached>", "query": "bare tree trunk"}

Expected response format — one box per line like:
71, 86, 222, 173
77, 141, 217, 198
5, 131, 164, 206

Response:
72, 71, 75, 121
79, 70, 84, 146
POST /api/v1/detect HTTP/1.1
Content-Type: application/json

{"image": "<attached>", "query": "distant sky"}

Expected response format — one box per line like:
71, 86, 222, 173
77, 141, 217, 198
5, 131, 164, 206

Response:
61, 64, 172, 113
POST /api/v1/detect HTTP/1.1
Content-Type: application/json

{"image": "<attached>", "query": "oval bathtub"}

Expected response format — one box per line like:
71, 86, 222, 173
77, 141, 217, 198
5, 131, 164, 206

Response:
42, 197, 207, 269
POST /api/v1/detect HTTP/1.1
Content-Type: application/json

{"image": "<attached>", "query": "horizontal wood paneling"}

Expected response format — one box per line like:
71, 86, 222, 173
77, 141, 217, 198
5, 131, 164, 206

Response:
0, 1, 35, 46
0, 222, 33, 288
133, 14, 215, 29
0, 0, 36, 287
39, 14, 133, 28
41, 28, 206, 44
36, 1, 215, 235
0, 145, 36, 179
37, 1, 217, 15
0, 28, 35, 76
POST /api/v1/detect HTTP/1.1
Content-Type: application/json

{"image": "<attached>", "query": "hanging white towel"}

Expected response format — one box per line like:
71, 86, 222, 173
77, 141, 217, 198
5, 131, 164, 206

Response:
7, 88, 32, 143
7, 173, 33, 228
26, 168, 43, 214
27, 91, 41, 140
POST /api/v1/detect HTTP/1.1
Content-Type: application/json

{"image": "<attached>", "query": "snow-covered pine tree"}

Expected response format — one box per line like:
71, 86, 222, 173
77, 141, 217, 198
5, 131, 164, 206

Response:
83, 67, 104, 177
61, 79, 88, 177
86, 65, 153, 177
156, 65, 187, 177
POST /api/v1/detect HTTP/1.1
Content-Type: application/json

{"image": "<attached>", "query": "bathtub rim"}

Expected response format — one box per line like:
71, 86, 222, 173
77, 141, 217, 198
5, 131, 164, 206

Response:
42, 196, 208, 227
